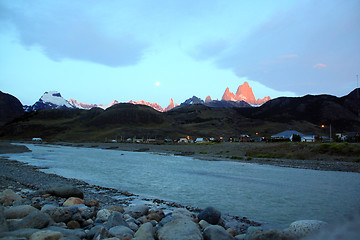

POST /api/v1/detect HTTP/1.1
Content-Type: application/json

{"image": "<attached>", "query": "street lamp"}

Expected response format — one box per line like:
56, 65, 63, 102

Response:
321, 124, 332, 142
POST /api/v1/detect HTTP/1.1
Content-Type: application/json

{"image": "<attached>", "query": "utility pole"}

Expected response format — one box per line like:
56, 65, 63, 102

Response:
357, 74, 359, 97
330, 123, 332, 142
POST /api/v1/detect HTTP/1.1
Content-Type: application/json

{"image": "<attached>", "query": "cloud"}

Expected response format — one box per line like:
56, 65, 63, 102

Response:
195, 0, 360, 96
313, 63, 327, 69
190, 39, 229, 60
0, 1, 148, 67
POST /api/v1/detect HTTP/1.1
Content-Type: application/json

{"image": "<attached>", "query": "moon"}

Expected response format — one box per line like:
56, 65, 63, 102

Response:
155, 81, 160, 86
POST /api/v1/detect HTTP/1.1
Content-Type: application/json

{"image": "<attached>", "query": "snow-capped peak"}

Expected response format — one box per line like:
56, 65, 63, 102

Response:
40, 91, 74, 108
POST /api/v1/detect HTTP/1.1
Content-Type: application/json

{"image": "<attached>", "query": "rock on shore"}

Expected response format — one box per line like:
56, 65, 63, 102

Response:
0, 185, 337, 240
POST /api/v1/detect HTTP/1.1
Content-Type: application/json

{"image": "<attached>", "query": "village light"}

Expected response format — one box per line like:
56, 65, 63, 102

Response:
321, 124, 332, 142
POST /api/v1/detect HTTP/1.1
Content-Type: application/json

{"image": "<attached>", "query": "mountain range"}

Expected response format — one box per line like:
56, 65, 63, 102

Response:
1, 88, 359, 141
22, 82, 268, 112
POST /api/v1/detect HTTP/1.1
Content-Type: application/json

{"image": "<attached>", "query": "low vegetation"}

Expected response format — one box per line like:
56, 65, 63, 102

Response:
314, 143, 360, 156
245, 142, 360, 162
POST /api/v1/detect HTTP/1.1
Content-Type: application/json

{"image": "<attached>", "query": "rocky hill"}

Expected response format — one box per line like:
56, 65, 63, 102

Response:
0, 91, 24, 126
222, 82, 270, 105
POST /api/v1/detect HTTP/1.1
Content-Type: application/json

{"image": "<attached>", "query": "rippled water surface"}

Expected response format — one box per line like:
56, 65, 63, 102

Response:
5, 144, 360, 228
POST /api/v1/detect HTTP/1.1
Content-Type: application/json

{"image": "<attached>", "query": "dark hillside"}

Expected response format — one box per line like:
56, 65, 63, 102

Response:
87, 103, 165, 127
238, 93, 360, 131
0, 91, 24, 126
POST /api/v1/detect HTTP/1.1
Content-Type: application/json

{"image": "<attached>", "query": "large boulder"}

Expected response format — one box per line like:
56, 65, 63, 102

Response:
0, 228, 40, 239
41, 206, 73, 223
11, 211, 51, 230
134, 222, 155, 240
105, 211, 130, 229
5, 205, 38, 219
288, 220, 328, 238
97, 209, 112, 221
248, 229, 298, 240
88, 226, 110, 240
198, 207, 221, 225
0, 206, 8, 232
109, 225, 134, 239
147, 209, 165, 222
81, 207, 96, 220
157, 218, 203, 240
203, 225, 235, 240
45, 185, 84, 199
29, 230, 63, 240
45, 226, 86, 239
159, 208, 196, 226
124, 204, 149, 219
0, 189, 22, 206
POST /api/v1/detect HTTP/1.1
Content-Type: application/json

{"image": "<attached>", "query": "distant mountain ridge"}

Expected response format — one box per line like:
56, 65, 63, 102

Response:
222, 82, 271, 105
22, 82, 270, 112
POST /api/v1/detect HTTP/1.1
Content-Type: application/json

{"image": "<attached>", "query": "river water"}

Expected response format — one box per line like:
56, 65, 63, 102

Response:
4, 144, 360, 228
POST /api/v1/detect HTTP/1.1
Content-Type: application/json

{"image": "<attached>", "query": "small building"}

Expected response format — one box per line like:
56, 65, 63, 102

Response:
178, 138, 188, 143
240, 135, 251, 142
301, 135, 316, 142
32, 137, 43, 143
195, 138, 205, 143
133, 138, 143, 143
271, 130, 305, 141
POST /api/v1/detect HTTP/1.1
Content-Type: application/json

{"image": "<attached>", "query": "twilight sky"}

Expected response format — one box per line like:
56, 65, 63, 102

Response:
0, 0, 359, 107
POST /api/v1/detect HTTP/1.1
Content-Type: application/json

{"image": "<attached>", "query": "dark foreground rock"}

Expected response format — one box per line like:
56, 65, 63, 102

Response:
0, 187, 269, 240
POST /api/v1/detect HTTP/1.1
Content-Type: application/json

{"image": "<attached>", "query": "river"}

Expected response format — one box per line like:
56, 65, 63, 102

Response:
4, 144, 360, 228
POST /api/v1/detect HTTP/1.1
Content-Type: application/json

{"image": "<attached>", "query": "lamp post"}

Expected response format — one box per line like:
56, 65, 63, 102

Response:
321, 124, 332, 142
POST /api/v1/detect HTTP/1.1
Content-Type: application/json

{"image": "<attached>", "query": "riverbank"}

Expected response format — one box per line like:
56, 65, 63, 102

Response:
49, 141, 360, 173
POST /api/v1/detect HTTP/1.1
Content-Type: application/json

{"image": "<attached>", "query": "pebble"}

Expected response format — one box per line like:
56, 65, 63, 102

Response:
62, 197, 84, 207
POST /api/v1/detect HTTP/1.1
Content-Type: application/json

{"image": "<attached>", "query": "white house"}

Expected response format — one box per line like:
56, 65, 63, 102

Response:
301, 135, 316, 142
195, 138, 205, 143
32, 138, 43, 143
178, 138, 188, 143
